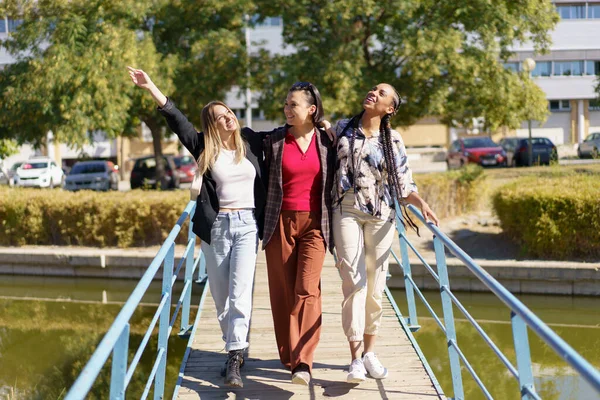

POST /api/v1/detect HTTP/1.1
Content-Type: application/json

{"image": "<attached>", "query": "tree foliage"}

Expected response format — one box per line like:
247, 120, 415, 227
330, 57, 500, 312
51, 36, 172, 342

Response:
254, 0, 558, 130
0, 0, 559, 157
0, 0, 252, 178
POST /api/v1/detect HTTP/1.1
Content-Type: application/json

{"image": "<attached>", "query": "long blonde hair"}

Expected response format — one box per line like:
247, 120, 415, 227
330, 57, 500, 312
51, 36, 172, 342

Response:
199, 101, 246, 174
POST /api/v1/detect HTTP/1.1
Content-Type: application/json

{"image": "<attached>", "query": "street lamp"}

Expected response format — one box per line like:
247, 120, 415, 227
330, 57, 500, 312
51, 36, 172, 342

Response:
522, 58, 536, 166
244, 14, 252, 129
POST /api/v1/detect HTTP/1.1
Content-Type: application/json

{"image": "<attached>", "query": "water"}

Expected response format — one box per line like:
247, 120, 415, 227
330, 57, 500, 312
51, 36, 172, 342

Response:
390, 289, 600, 400
0, 276, 203, 399
0, 277, 598, 399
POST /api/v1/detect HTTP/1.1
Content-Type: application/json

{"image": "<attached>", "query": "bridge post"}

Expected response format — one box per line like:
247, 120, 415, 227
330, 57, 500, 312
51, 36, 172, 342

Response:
154, 244, 174, 400
396, 212, 419, 330
511, 312, 536, 399
181, 218, 196, 334
109, 323, 130, 400
434, 234, 464, 399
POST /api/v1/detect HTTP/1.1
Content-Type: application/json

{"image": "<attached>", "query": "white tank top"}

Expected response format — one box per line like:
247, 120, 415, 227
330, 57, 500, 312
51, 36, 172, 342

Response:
211, 148, 256, 209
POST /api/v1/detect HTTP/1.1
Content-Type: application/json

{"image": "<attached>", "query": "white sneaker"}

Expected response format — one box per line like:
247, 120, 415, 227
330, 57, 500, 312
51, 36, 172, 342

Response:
347, 359, 367, 383
363, 352, 388, 379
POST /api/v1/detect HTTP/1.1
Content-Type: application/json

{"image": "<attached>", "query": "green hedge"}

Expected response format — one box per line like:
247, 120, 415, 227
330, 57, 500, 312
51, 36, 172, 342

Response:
0, 166, 483, 248
0, 187, 190, 247
493, 175, 600, 259
416, 164, 485, 220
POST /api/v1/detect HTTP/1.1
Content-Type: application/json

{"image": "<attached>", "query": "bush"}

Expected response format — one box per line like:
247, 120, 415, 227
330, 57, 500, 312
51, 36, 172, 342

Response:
0, 187, 191, 247
492, 175, 600, 259
416, 164, 485, 220
0, 165, 484, 248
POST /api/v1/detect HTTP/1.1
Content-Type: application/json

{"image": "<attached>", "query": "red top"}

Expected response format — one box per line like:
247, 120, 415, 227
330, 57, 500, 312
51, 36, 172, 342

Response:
281, 130, 323, 212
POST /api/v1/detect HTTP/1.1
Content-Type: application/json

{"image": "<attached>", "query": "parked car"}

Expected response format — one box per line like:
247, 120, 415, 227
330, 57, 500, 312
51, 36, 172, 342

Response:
64, 160, 119, 191
174, 155, 197, 184
5, 162, 23, 186
130, 155, 180, 190
14, 157, 64, 188
446, 137, 507, 169
577, 132, 600, 158
0, 161, 23, 186
498, 137, 558, 167
0, 162, 8, 185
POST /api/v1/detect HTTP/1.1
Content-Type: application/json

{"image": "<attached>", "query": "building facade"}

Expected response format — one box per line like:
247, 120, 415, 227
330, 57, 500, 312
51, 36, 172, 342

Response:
506, 0, 600, 145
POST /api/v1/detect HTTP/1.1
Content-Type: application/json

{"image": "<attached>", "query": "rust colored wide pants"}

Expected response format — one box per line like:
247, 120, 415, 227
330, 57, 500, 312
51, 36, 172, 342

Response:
265, 210, 325, 373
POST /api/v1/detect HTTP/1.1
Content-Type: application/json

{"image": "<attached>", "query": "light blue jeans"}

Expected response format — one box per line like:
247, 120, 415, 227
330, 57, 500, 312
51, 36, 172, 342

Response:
201, 210, 258, 351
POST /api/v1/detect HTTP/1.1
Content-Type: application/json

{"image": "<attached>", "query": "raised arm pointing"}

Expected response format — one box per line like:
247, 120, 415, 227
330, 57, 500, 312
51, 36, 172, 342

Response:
127, 66, 168, 108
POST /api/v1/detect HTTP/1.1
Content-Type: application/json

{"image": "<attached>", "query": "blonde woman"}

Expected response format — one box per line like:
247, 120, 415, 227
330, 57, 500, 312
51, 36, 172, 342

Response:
128, 67, 266, 388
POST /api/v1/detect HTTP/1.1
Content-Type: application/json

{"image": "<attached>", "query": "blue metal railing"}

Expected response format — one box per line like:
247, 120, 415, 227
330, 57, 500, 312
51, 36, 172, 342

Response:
389, 204, 600, 400
65, 200, 206, 400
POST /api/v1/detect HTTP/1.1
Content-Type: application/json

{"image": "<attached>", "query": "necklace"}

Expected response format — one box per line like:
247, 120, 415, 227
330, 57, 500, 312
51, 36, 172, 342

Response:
358, 121, 379, 138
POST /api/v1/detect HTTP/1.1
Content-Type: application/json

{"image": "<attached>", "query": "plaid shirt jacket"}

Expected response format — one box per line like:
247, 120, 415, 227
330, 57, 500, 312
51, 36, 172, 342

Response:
262, 126, 335, 253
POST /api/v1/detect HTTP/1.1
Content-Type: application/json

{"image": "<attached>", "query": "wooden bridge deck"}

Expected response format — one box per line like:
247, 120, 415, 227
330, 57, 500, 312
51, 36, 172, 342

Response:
177, 252, 444, 399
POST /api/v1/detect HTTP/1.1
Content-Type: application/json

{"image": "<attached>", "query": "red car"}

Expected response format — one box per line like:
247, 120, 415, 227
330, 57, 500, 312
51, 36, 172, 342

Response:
174, 155, 197, 183
447, 137, 507, 169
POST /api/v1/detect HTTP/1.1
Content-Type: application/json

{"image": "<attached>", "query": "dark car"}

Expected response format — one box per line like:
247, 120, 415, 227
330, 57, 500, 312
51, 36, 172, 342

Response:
174, 155, 197, 184
64, 160, 119, 191
498, 137, 557, 167
447, 137, 507, 169
130, 155, 180, 190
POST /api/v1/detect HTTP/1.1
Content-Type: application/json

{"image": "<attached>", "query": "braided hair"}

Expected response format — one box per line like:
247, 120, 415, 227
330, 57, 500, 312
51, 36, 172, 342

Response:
348, 86, 420, 235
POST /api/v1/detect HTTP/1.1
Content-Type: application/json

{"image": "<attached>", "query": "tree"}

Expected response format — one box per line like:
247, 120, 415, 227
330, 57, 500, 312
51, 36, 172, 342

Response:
253, 0, 558, 131
0, 0, 253, 184
0, 139, 18, 159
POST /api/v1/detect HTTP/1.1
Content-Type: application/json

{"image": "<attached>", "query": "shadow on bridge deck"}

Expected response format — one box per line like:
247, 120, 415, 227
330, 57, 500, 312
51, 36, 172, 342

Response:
177, 252, 444, 400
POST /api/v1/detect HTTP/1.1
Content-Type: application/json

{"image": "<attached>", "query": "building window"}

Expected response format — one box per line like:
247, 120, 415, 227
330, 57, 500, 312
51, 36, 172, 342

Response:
589, 99, 600, 111
251, 15, 283, 27
503, 62, 520, 72
556, 5, 586, 19
554, 61, 584, 76
531, 61, 551, 77
234, 108, 264, 120
589, 4, 600, 18
7, 18, 23, 32
0, 18, 6, 33
235, 108, 246, 119
549, 100, 571, 111
266, 17, 282, 27
586, 60, 600, 75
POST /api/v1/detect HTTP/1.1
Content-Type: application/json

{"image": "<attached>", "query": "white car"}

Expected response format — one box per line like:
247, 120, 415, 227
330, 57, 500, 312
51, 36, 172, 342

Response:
14, 157, 64, 188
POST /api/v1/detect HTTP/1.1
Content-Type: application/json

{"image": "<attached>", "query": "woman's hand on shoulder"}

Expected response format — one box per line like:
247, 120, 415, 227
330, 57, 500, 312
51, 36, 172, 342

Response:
319, 120, 337, 144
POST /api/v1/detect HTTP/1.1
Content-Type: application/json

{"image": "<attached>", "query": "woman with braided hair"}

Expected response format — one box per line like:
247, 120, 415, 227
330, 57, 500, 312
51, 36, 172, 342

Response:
323, 83, 438, 383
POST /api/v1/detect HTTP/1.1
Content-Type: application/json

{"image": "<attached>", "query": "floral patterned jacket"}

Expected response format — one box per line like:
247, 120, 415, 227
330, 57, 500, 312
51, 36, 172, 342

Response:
332, 118, 418, 222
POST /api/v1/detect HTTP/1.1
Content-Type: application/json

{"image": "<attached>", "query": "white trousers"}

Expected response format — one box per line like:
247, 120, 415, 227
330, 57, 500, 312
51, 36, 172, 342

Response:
333, 195, 395, 342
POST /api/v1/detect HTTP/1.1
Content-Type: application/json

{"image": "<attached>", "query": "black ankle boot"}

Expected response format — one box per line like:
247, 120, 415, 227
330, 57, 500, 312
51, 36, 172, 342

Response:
221, 351, 245, 377
225, 349, 244, 387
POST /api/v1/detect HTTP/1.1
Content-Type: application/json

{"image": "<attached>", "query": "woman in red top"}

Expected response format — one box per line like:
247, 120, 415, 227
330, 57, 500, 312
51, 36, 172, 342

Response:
262, 82, 335, 385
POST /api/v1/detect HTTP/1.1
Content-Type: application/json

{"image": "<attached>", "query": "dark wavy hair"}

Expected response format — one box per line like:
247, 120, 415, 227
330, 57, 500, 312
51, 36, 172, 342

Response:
288, 81, 324, 125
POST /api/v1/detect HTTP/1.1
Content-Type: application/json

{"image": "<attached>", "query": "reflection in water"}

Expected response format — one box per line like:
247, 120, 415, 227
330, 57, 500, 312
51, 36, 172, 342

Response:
0, 277, 599, 399
0, 276, 202, 399
390, 289, 600, 400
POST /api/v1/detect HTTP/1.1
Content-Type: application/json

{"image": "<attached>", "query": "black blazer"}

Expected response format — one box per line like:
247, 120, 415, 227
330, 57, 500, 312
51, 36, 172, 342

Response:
158, 99, 267, 244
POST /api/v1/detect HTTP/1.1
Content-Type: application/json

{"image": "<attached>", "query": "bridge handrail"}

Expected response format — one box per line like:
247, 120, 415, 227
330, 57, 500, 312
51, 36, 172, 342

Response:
65, 200, 206, 400
391, 203, 600, 399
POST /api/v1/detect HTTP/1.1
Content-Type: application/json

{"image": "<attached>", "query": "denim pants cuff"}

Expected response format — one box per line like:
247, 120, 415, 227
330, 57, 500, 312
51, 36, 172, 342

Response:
225, 341, 249, 352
